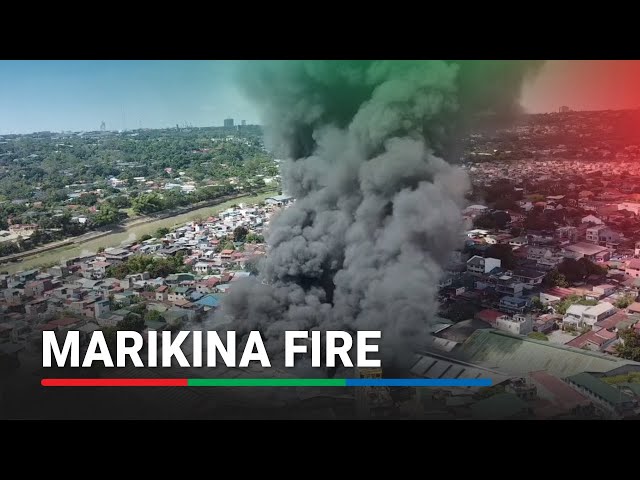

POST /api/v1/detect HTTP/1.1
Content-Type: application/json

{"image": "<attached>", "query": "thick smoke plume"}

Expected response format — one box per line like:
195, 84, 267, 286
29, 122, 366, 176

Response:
220, 61, 541, 368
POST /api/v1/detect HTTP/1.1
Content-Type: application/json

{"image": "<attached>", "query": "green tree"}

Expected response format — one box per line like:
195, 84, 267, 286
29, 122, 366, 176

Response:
132, 192, 165, 215
615, 293, 637, 309
245, 232, 265, 243
530, 297, 546, 311
616, 329, 640, 361
554, 295, 598, 315
144, 309, 163, 322
558, 258, 607, 283
155, 227, 170, 238
543, 269, 569, 288
233, 225, 248, 242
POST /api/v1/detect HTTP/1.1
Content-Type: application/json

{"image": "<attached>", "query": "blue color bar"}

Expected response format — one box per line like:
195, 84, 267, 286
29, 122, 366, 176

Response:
345, 378, 492, 387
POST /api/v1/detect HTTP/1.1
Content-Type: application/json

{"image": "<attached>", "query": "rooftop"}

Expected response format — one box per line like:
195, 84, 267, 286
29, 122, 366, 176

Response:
458, 329, 638, 378
529, 370, 590, 410
565, 327, 617, 348
512, 268, 545, 278
566, 242, 609, 256
595, 310, 630, 330
584, 302, 615, 317
567, 372, 634, 406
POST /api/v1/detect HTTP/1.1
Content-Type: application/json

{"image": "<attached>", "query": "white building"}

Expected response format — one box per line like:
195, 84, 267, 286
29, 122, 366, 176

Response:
464, 204, 488, 216
582, 214, 604, 225
618, 202, 640, 216
495, 314, 533, 335
563, 305, 590, 330
582, 302, 616, 328
466, 256, 502, 276
586, 225, 607, 243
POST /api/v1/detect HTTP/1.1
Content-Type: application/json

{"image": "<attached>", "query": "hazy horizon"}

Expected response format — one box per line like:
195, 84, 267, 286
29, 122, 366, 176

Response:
2, 60, 640, 135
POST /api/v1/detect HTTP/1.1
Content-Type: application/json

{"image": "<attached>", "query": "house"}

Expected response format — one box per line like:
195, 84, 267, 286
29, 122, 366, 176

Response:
555, 226, 578, 242
193, 262, 212, 274
536, 250, 564, 270
101, 247, 132, 262
534, 314, 560, 333
598, 228, 622, 245
508, 237, 528, 247
511, 268, 545, 286
91, 261, 112, 276
499, 296, 528, 313
594, 310, 637, 331
220, 249, 234, 260
24, 279, 53, 297
466, 256, 501, 276
168, 287, 193, 303
265, 194, 294, 206
582, 214, 603, 225
592, 284, 616, 298
563, 304, 590, 330
566, 327, 617, 351
626, 259, 640, 278
563, 243, 610, 262
474, 309, 503, 327
582, 302, 616, 329
617, 202, 640, 215
527, 246, 552, 260
195, 294, 221, 311
495, 277, 524, 297
495, 314, 533, 335
25, 298, 49, 316
586, 225, 607, 243
155, 285, 168, 302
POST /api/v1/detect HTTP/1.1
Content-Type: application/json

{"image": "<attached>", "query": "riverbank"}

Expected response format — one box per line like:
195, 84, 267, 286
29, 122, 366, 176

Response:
0, 190, 277, 274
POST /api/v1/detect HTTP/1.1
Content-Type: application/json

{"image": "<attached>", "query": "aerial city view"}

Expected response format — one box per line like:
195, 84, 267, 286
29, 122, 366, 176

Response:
3, 60, 640, 420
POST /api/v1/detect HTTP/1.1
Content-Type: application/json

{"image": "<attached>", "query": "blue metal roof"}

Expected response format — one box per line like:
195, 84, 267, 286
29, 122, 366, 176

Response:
195, 294, 220, 308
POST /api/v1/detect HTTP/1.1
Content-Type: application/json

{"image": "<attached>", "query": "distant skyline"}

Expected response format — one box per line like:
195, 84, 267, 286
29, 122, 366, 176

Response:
0, 60, 258, 134
2, 60, 640, 135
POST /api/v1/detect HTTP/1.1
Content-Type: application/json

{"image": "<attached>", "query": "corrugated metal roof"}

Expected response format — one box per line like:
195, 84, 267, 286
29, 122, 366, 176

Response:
410, 352, 510, 384
567, 372, 633, 405
459, 329, 638, 378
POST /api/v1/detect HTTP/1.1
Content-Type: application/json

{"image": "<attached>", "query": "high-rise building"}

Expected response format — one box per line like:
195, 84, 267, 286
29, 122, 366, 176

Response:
224, 118, 234, 127
241, 120, 246, 126
559, 106, 571, 113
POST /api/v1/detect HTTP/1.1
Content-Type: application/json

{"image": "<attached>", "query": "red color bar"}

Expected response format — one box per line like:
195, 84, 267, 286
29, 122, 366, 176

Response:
41, 378, 188, 387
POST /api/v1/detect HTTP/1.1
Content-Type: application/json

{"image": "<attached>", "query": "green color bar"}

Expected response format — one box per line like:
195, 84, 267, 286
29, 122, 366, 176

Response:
187, 378, 346, 387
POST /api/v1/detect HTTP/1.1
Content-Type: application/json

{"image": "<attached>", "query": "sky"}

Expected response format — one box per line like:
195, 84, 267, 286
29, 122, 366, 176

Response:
0, 60, 258, 134
2, 60, 640, 134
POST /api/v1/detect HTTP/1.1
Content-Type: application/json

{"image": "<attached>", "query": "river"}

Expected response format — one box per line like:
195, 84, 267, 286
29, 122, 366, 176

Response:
1, 191, 276, 274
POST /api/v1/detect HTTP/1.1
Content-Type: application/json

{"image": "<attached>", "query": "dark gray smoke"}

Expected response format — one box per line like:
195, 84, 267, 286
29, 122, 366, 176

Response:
219, 60, 541, 368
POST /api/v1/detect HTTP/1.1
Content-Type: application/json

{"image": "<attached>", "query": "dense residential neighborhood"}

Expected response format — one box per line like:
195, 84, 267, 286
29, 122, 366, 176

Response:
7, 109, 640, 418
0, 195, 293, 373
